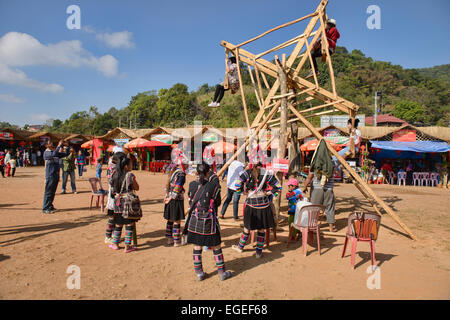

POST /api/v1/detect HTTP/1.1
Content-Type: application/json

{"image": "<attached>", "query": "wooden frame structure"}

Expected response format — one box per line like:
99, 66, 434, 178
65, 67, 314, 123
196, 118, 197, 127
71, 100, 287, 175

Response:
216, 0, 418, 240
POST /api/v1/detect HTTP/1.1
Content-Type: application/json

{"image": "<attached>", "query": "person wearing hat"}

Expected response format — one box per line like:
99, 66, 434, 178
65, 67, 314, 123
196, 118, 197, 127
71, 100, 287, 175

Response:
306, 18, 340, 79
286, 178, 304, 240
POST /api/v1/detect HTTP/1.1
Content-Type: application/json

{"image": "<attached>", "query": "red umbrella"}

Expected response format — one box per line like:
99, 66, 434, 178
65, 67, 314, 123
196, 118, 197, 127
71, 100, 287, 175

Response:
81, 140, 93, 149
300, 139, 342, 152
140, 140, 171, 148
209, 141, 236, 154
123, 138, 150, 149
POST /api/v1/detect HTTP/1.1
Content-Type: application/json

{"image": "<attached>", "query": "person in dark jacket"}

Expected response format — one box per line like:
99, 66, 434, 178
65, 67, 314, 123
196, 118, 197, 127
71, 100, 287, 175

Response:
186, 163, 232, 281
42, 140, 69, 214
307, 18, 340, 79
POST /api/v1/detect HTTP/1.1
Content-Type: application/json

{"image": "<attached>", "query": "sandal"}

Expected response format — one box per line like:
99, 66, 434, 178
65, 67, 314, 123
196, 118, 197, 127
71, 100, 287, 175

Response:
109, 244, 119, 250
124, 246, 137, 253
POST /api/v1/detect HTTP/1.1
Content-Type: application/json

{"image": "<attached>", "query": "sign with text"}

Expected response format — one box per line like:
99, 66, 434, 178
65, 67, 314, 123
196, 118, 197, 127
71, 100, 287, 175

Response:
0, 132, 13, 140
321, 115, 365, 128
114, 139, 130, 147
266, 158, 289, 173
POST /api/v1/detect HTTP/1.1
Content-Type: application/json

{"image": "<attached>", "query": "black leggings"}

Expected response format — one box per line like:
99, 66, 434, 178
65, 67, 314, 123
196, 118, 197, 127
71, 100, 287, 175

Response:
311, 49, 333, 72
213, 84, 229, 103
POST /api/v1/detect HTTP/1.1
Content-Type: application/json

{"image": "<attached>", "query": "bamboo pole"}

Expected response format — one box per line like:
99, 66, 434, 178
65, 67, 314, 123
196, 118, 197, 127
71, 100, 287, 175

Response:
235, 12, 319, 48
261, 72, 270, 89
273, 57, 289, 228
253, 61, 265, 108
288, 105, 419, 241
305, 38, 319, 87
247, 66, 263, 110
254, 31, 316, 60
235, 48, 251, 129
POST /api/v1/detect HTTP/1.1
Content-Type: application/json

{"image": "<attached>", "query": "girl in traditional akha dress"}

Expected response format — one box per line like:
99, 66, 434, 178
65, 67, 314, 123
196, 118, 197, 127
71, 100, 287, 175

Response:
231, 158, 282, 258
186, 163, 232, 281
163, 148, 188, 247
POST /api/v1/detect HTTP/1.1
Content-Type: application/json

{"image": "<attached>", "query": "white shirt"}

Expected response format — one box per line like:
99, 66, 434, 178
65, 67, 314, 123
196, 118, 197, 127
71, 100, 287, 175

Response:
227, 160, 245, 191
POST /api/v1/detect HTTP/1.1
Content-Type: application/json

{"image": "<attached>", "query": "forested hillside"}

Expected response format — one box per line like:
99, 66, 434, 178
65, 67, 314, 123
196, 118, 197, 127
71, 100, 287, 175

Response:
4, 47, 447, 134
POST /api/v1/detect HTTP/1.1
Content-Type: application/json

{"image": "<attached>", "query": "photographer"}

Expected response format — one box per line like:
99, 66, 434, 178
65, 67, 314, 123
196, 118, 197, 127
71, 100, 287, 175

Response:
42, 140, 69, 214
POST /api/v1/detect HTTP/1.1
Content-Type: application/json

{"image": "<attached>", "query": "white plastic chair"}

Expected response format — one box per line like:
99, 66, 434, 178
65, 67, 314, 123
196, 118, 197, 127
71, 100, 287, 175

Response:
429, 172, 439, 187
413, 172, 421, 186
397, 172, 406, 186
420, 172, 430, 186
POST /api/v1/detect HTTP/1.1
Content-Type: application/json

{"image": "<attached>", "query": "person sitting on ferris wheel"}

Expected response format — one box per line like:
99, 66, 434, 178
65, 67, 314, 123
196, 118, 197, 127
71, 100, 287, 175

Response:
208, 56, 240, 108
306, 18, 340, 79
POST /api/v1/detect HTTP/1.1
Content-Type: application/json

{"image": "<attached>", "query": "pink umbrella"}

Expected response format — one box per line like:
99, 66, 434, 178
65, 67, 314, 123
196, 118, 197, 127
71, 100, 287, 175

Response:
209, 141, 236, 154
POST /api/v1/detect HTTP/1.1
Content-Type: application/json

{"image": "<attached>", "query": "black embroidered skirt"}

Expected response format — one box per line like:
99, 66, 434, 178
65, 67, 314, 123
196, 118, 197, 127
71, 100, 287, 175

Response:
187, 225, 222, 247
243, 203, 275, 230
163, 199, 185, 221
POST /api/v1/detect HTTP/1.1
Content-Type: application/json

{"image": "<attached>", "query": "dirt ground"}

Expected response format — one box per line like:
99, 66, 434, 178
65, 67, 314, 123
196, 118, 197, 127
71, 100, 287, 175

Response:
0, 166, 449, 300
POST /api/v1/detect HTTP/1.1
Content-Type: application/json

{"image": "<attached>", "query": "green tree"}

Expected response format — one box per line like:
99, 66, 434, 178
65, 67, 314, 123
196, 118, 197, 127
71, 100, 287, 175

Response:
392, 100, 425, 123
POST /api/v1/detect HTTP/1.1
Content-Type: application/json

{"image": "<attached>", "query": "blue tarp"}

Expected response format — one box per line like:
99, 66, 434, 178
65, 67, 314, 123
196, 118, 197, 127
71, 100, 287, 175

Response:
369, 141, 450, 153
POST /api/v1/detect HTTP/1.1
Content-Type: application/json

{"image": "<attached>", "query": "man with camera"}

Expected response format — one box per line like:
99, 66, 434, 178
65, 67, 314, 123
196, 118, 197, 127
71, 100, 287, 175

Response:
42, 140, 69, 214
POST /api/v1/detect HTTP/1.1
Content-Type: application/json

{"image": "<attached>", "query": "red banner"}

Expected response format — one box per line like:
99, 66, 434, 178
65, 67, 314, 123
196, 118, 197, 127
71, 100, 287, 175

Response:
393, 129, 416, 142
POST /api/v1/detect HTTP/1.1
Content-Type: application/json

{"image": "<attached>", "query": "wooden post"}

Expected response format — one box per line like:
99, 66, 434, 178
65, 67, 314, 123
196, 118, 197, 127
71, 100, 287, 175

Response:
235, 48, 251, 129
273, 56, 289, 228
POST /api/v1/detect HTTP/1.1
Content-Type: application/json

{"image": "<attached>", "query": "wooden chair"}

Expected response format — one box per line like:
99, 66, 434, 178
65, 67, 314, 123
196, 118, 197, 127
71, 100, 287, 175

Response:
341, 211, 381, 269
88, 178, 107, 212
288, 204, 325, 256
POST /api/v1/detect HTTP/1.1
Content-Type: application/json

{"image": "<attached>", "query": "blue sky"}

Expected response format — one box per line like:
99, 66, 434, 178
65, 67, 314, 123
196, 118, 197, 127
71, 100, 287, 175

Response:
0, 0, 449, 126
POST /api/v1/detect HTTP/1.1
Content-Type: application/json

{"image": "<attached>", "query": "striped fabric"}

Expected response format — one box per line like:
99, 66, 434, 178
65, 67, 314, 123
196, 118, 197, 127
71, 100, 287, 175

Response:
238, 231, 249, 250
173, 223, 181, 244
256, 231, 265, 254
124, 225, 133, 246
193, 249, 203, 274
112, 226, 122, 245
105, 218, 115, 238
213, 249, 225, 273
165, 221, 173, 239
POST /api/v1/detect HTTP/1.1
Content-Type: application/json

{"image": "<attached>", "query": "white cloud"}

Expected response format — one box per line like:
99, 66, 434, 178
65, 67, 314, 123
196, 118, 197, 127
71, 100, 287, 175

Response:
0, 93, 26, 103
0, 32, 120, 92
28, 113, 52, 124
84, 26, 135, 49
0, 64, 63, 92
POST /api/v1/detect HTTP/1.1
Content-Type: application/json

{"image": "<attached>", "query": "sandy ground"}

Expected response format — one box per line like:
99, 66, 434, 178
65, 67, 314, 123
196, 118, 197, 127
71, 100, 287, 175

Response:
0, 166, 449, 300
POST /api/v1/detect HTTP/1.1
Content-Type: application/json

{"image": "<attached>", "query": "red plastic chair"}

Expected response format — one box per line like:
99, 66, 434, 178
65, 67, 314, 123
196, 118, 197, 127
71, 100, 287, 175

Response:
288, 205, 325, 256
341, 211, 381, 269
88, 178, 107, 212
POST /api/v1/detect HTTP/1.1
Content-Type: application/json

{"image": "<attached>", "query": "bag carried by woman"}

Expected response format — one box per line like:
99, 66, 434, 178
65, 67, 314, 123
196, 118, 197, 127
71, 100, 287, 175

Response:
115, 172, 142, 220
